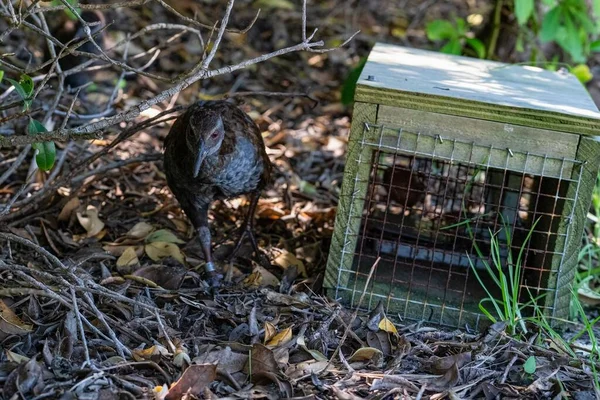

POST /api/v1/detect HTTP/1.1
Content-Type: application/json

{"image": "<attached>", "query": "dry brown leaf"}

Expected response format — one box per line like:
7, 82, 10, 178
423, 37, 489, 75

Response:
245, 343, 279, 380
132, 265, 188, 290
274, 250, 307, 277
192, 346, 248, 374
145, 242, 185, 264
58, 197, 80, 222
76, 205, 105, 237
165, 364, 216, 400
378, 317, 398, 335
285, 360, 330, 379
5, 350, 29, 363
116, 246, 139, 270
244, 266, 280, 288
132, 345, 169, 362
348, 347, 383, 363
0, 300, 33, 337
127, 222, 154, 239
266, 327, 292, 347
264, 322, 277, 344
103, 244, 144, 257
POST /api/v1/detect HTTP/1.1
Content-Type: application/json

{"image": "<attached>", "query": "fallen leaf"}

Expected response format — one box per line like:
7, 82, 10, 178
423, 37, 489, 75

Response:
132, 265, 188, 290
58, 197, 80, 222
266, 327, 293, 347
116, 246, 139, 272
274, 250, 307, 277
6, 350, 30, 363
577, 276, 600, 306
348, 347, 383, 363
127, 222, 154, 239
0, 299, 33, 337
264, 322, 277, 344
286, 360, 330, 379
246, 343, 279, 381
165, 364, 216, 400
378, 317, 398, 335
193, 346, 248, 374
145, 229, 185, 244
76, 205, 105, 237
132, 345, 170, 362
145, 242, 185, 264
297, 336, 327, 361
3, 356, 43, 399
244, 266, 280, 288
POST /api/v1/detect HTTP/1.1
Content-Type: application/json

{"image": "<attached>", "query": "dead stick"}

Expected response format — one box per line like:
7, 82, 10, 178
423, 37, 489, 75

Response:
319, 257, 380, 375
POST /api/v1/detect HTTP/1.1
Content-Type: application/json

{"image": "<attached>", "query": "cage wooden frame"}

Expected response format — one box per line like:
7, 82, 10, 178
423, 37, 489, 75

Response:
325, 43, 600, 329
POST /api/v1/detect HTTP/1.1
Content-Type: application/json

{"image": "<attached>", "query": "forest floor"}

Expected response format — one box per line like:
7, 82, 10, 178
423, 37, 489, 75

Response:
1, 0, 600, 399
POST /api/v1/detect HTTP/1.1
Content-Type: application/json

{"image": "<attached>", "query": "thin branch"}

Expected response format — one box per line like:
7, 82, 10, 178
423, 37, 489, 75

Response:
0, 39, 325, 147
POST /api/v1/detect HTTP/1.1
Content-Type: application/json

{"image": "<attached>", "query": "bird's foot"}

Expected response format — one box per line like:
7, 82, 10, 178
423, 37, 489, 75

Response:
203, 261, 223, 288
226, 227, 271, 268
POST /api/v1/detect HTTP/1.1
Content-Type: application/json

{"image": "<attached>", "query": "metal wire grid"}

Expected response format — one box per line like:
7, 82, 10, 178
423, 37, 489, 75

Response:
333, 123, 583, 329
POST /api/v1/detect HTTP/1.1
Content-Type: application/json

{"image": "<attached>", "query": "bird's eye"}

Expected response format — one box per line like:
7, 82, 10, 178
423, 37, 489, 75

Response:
210, 132, 219, 139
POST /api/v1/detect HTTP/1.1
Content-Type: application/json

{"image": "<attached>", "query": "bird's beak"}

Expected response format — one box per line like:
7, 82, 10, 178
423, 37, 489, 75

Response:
193, 141, 206, 178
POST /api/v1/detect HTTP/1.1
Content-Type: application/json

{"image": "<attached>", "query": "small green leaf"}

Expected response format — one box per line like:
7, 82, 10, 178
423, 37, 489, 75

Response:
27, 119, 47, 135
466, 38, 486, 59
571, 64, 593, 84
7, 74, 34, 110
455, 18, 467, 35
19, 74, 34, 97
591, 39, 600, 52
7, 78, 27, 101
341, 58, 367, 105
0, 70, 4, 83
426, 20, 456, 41
441, 39, 462, 55
559, 13, 585, 62
540, 7, 562, 42
145, 229, 185, 244
32, 142, 56, 171
523, 356, 536, 374
515, 0, 535, 25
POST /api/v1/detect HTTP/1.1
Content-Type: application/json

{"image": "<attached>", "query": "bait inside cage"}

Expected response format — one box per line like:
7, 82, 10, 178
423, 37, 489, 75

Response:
333, 123, 583, 330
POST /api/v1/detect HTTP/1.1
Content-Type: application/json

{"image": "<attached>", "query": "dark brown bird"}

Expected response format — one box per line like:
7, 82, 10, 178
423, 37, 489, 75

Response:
163, 100, 272, 285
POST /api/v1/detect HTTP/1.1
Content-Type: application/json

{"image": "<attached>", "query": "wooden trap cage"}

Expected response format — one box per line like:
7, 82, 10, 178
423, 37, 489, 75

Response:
325, 43, 600, 330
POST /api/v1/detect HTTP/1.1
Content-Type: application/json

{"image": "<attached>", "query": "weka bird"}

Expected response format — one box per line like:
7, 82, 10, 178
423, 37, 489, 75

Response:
163, 101, 272, 284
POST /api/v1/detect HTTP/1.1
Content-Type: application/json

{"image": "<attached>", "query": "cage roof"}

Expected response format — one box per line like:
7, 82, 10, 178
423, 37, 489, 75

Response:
356, 43, 600, 136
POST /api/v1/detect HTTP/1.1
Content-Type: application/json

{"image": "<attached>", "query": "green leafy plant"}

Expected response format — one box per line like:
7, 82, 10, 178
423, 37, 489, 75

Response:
7, 74, 34, 111
515, 0, 600, 63
523, 355, 537, 374
341, 58, 366, 106
7, 74, 56, 172
426, 18, 486, 58
466, 216, 542, 335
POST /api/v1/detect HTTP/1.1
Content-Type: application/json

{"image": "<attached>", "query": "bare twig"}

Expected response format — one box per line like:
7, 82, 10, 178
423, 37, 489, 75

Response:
0, 0, 356, 146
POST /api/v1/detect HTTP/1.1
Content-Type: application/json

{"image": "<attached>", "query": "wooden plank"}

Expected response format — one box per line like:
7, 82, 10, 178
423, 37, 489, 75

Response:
551, 137, 600, 324
356, 43, 600, 135
324, 102, 378, 290
372, 107, 577, 177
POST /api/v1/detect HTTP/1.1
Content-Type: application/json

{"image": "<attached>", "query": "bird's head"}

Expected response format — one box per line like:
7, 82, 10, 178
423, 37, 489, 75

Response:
186, 109, 225, 178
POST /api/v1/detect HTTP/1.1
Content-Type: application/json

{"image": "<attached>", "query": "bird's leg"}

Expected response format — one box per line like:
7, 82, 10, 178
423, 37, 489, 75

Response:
229, 192, 264, 262
195, 206, 220, 286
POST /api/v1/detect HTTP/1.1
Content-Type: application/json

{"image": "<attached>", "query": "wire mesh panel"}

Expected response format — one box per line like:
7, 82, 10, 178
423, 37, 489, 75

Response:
331, 122, 583, 330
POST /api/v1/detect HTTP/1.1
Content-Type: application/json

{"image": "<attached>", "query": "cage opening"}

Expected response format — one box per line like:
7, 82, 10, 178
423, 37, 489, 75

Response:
340, 127, 582, 329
